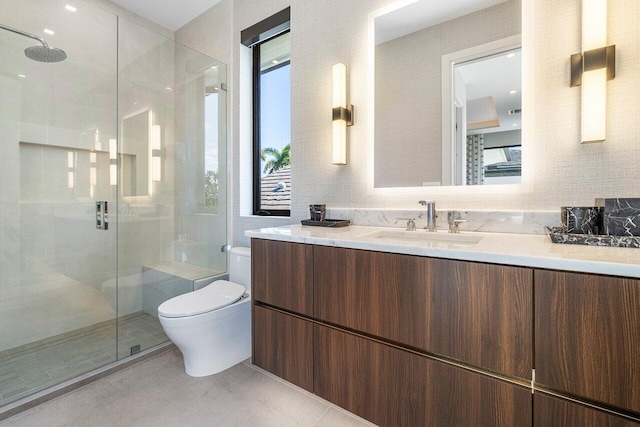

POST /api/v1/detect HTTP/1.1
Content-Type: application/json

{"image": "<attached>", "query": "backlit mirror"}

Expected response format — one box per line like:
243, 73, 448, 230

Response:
374, 0, 522, 188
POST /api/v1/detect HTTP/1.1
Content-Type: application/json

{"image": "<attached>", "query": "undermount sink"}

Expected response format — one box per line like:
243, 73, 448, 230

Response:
361, 229, 482, 245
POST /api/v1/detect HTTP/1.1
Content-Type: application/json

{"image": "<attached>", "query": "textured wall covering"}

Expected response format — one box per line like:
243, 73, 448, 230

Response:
177, 0, 640, 247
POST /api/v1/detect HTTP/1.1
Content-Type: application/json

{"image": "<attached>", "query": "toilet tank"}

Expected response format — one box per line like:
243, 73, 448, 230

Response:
229, 247, 251, 292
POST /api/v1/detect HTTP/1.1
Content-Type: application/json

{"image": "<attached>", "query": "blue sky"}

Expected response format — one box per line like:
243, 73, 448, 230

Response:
205, 92, 219, 173
259, 64, 291, 177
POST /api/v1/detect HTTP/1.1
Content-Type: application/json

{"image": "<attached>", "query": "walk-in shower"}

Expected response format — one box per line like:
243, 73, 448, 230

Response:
0, 0, 227, 414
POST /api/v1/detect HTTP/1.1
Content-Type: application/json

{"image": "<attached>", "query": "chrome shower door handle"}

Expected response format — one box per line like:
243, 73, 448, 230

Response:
96, 201, 109, 230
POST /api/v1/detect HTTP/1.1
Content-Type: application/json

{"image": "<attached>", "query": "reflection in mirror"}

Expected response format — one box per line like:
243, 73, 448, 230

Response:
121, 110, 151, 197
445, 43, 522, 186
374, 0, 522, 188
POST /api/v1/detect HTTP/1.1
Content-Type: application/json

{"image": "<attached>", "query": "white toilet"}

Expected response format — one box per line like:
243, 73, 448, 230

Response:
158, 247, 251, 377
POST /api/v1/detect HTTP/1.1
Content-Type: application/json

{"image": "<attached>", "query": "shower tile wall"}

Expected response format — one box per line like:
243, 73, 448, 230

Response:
0, 0, 119, 352
0, 73, 22, 300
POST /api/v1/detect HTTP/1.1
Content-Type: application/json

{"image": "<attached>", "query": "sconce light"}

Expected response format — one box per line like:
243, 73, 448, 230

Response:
332, 63, 354, 165
570, 0, 615, 143
151, 124, 162, 181
109, 138, 117, 186
67, 151, 75, 189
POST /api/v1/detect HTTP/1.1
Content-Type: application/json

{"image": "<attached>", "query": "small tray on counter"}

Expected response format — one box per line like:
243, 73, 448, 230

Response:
547, 227, 640, 248
301, 219, 352, 227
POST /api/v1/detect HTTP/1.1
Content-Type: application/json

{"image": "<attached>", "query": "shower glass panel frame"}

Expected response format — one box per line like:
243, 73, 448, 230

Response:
0, 0, 227, 408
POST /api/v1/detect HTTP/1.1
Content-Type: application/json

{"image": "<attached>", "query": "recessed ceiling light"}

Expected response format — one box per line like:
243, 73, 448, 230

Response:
510, 90, 517, 95
512, 123, 518, 127
18, 74, 26, 78
166, 87, 172, 91
44, 28, 55, 35
272, 60, 279, 64
506, 53, 516, 59
210, 66, 218, 70
65, 4, 77, 12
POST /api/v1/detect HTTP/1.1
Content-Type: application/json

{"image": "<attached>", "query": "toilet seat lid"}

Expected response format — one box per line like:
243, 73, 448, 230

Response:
158, 280, 246, 318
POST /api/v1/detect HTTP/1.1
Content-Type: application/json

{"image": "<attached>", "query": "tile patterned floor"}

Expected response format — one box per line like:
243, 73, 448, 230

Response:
0, 313, 167, 406
0, 349, 377, 427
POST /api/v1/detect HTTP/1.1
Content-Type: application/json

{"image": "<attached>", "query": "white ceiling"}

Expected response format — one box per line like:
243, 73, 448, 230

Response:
458, 50, 522, 134
110, 0, 223, 31
376, 0, 510, 44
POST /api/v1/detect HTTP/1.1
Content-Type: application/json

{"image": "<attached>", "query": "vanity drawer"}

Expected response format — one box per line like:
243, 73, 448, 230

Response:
314, 246, 533, 379
314, 246, 430, 350
426, 258, 533, 380
314, 324, 531, 427
251, 239, 314, 316
534, 393, 640, 426
535, 270, 640, 414
314, 323, 429, 426
253, 305, 313, 392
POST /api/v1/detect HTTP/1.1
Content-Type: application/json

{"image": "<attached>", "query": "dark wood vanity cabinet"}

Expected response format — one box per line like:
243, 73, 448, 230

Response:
314, 324, 532, 427
252, 305, 313, 392
313, 246, 431, 350
251, 239, 314, 316
314, 245, 533, 379
314, 324, 428, 426
426, 257, 532, 379
534, 393, 640, 427
251, 238, 640, 425
535, 270, 640, 415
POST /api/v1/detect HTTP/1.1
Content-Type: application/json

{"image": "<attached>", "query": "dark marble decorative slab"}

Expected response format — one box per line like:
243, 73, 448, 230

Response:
605, 198, 640, 236
561, 206, 603, 234
301, 219, 351, 227
547, 227, 640, 248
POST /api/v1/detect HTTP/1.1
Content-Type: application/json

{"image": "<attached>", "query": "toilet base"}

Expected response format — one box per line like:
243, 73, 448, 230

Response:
159, 296, 251, 377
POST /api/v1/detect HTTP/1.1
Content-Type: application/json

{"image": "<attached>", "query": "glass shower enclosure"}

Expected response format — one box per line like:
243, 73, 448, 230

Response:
0, 0, 227, 408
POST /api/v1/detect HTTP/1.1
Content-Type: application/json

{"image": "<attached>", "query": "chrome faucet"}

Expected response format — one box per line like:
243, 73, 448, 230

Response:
395, 217, 417, 231
419, 200, 436, 232
447, 211, 470, 233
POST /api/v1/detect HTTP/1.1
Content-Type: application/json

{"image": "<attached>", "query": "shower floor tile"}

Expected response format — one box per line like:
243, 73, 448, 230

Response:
0, 312, 167, 407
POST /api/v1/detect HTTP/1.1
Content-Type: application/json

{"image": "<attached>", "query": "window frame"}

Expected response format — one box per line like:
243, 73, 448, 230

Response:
251, 32, 291, 217
242, 7, 291, 217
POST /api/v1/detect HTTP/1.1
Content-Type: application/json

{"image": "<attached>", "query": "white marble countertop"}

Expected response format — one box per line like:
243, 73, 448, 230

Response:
245, 225, 640, 279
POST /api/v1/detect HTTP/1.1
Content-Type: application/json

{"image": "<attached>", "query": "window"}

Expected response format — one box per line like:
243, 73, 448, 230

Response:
483, 145, 521, 178
242, 8, 291, 216
204, 88, 219, 210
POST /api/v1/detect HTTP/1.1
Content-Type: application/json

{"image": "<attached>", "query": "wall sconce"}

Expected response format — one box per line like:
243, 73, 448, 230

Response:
109, 138, 117, 186
67, 151, 75, 189
89, 151, 97, 198
332, 63, 354, 165
570, 0, 615, 143
151, 124, 162, 182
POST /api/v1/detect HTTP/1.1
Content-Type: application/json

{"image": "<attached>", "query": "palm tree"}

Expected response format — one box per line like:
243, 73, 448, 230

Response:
204, 170, 218, 209
260, 144, 290, 175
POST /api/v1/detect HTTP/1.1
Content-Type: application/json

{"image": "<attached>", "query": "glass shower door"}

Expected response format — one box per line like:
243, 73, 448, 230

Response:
115, 19, 228, 359
0, 3, 118, 405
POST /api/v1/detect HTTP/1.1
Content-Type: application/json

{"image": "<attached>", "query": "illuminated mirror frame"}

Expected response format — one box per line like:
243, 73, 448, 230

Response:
367, 0, 533, 196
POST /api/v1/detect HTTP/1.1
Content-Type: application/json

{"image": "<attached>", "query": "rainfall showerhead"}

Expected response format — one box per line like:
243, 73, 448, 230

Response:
0, 23, 67, 63
24, 45, 67, 63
